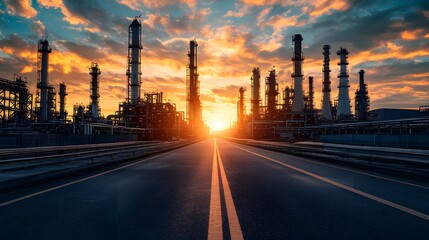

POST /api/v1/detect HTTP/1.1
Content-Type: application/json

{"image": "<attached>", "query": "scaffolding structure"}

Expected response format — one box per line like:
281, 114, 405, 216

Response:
283, 86, 294, 113
35, 37, 56, 122
307, 76, 314, 111
291, 34, 304, 112
89, 62, 101, 120
58, 83, 67, 122
321, 45, 333, 120
265, 67, 278, 120
355, 70, 370, 121
186, 39, 202, 135
0, 76, 33, 125
237, 87, 246, 137
251, 67, 261, 120
127, 16, 142, 104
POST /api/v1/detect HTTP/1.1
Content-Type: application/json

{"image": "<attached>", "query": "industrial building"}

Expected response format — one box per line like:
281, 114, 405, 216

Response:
0, 18, 426, 148
0, 16, 202, 147
233, 33, 428, 148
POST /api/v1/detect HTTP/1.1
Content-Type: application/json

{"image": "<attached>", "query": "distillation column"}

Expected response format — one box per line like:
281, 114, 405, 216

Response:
355, 69, 369, 121
251, 67, 261, 120
186, 40, 202, 131
127, 17, 142, 104
37, 38, 52, 122
321, 45, 332, 120
265, 68, 278, 119
58, 83, 67, 121
89, 62, 101, 119
336, 48, 352, 118
308, 76, 314, 111
291, 34, 304, 112
237, 87, 246, 129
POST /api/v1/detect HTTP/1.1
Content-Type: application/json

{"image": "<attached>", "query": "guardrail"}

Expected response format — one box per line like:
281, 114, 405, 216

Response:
0, 141, 160, 160
225, 137, 429, 170
0, 140, 192, 192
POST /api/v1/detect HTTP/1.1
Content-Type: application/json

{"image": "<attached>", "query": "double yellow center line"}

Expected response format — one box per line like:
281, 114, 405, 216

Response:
208, 139, 244, 240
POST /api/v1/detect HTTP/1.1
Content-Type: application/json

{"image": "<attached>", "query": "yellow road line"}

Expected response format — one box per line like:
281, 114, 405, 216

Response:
208, 139, 223, 240
230, 144, 429, 221
216, 142, 244, 240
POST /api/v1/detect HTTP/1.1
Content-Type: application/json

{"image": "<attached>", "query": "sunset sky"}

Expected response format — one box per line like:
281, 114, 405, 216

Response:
0, 0, 428, 130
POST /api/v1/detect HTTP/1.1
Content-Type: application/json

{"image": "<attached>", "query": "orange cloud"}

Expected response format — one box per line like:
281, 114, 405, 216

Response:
0, 46, 14, 55
305, 0, 349, 17
5, 0, 37, 19
20, 65, 33, 73
37, 0, 89, 25
245, 0, 350, 18
402, 30, 418, 40
117, 0, 196, 10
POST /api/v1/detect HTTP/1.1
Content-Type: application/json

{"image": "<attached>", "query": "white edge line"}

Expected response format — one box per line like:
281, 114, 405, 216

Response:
229, 143, 429, 221
0, 152, 168, 207
229, 141, 429, 190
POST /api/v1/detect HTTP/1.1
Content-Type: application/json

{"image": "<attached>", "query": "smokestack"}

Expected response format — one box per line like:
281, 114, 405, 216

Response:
291, 34, 304, 112
265, 68, 278, 119
251, 67, 261, 120
359, 69, 365, 88
186, 39, 202, 131
336, 47, 352, 118
58, 83, 67, 121
89, 62, 101, 119
127, 17, 142, 104
321, 45, 332, 120
308, 76, 314, 111
355, 69, 370, 121
237, 87, 246, 126
37, 37, 52, 122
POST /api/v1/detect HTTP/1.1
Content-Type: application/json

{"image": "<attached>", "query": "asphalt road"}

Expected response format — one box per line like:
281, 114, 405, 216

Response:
0, 138, 428, 239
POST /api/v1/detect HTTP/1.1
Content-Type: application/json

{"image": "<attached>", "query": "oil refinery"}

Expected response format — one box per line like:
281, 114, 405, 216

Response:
0, 19, 427, 149
0, 17, 207, 147
233, 34, 429, 148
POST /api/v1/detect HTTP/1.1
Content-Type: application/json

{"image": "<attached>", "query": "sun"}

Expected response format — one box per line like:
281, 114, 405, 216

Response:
207, 120, 229, 132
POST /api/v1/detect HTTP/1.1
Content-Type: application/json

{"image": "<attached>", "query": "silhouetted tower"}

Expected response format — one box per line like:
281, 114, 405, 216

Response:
308, 76, 314, 111
186, 39, 202, 132
89, 62, 101, 119
265, 68, 278, 119
127, 16, 142, 104
283, 86, 294, 112
13, 76, 32, 122
336, 47, 351, 118
237, 87, 246, 129
355, 69, 370, 121
37, 37, 52, 122
291, 34, 304, 112
58, 83, 67, 121
321, 45, 332, 120
251, 67, 261, 120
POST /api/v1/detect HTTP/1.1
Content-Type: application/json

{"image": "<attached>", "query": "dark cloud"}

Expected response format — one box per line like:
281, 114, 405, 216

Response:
55, 40, 105, 60
371, 92, 427, 109
257, 46, 289, 61
105, 85, 126, 99
355, 61, 429, 84
211, 84, 242, 100
300, 2, 428, 61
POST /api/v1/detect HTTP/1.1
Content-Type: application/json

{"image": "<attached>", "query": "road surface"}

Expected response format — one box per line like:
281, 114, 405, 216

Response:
1, 138, 428, 239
